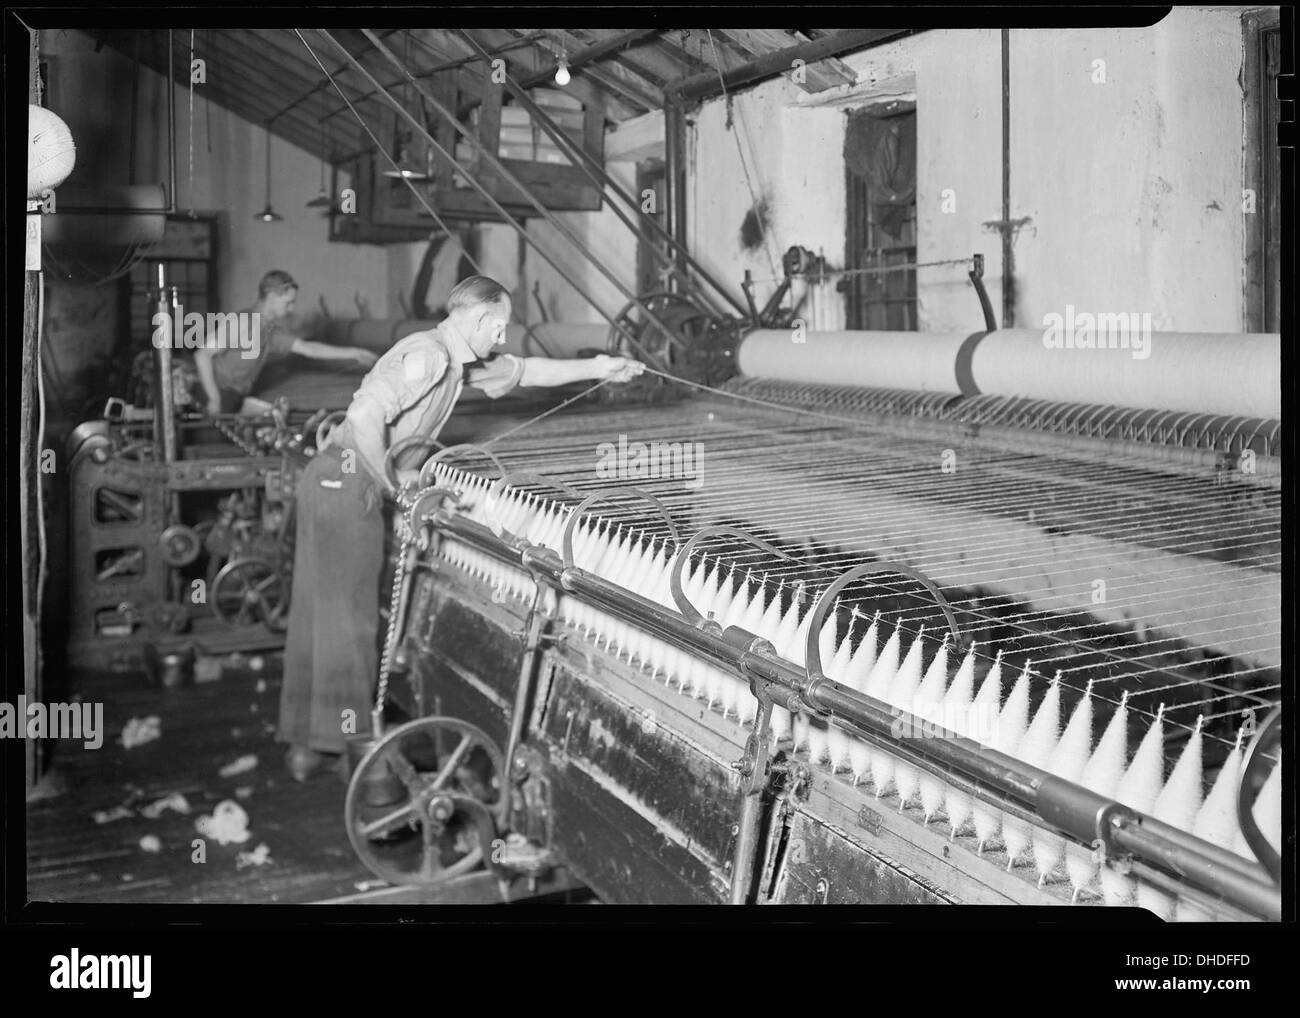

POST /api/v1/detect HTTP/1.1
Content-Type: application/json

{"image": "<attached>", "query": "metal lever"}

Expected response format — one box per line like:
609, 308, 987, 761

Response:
560, 487, 681, 569
1237, 706, 1281, 885
730, 691, 775, 905
969, 253, 998, 332
668, 525, 796, 626
383, 434, 446, 493
417, 442, 508, 489
804, 559, 967, 688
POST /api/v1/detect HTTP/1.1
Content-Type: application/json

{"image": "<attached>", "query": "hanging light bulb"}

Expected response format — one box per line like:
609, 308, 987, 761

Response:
381, 143, 431, 180
554, 58, 570, 86
254, 125, 282, 222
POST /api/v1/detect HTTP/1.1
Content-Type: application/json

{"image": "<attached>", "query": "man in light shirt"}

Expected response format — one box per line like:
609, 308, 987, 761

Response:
279, 275, 644, 780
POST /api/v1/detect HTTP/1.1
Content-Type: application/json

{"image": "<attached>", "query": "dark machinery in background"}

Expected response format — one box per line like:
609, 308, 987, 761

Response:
64, 269, 334, 676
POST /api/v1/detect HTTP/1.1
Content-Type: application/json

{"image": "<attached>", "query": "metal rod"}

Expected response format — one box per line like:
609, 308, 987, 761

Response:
310, 32, 550, 125
166, 29, 177, 213
153, 268, 177, 467
669, 29, 909, 102
730, 694, 774, 904
503, 584, 550, 786
454, 29, 746, 320
430, 509, 1280, 919
1000, 29, 1014, 328
664, 99, 688, 281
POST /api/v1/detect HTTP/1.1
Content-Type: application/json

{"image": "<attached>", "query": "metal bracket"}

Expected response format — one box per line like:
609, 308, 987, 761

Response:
1237, 706, 1281, 885
804, 559, 968, 701
560, 487, 680, 568
418, 442, 508, 490
404, 487, 462, 553
668, 525, 796, 626
382, 434, 446, 493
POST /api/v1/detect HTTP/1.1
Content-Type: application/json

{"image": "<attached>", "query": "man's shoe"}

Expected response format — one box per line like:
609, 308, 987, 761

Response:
285, 745, 336, 782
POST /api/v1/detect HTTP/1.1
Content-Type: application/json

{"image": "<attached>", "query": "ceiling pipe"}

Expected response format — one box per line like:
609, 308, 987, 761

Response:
667, 28, 911, 103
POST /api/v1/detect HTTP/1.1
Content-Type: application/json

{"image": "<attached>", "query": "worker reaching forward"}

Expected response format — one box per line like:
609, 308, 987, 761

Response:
279, 275, 644, 780
194, 269, 377, 415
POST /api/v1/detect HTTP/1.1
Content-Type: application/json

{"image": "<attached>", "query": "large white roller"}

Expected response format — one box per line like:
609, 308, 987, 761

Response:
969, 330, 1280, 421
738, 330, 971, 393
736, 327, 1281, 420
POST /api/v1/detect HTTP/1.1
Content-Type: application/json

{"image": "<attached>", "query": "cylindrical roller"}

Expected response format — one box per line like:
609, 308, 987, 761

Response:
970, 329, 1280, 421
738, 329, 971, 393
737, 328, 1281, 420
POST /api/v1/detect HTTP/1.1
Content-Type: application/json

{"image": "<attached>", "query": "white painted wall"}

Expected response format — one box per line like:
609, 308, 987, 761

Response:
684, 9, 1256, 334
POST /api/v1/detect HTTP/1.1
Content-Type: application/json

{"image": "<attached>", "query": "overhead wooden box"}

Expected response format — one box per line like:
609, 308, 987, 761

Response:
331, 74, 603, 242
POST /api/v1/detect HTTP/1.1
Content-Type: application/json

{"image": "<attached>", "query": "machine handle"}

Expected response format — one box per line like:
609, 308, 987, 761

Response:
969, 253, 998, 332
1237, 706, 1281, 886
668, 525, 796, 626
383, 435, 446, 493
561, 488, 681, 570
804, 559, 967, 683
417, 442, 507, 489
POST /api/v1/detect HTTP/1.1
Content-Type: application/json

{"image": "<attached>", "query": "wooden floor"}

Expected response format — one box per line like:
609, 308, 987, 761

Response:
26, 657, 374, 904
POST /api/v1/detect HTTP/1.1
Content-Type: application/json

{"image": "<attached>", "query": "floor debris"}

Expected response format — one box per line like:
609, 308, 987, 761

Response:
236, 843, 272, 869
140, 793, 191, 819
119, 716, 161, 749
218, 754, 258, 778
195, 800, 252, 845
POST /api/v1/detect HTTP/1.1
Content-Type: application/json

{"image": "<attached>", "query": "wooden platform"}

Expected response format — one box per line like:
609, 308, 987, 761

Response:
26, 659, 374, 904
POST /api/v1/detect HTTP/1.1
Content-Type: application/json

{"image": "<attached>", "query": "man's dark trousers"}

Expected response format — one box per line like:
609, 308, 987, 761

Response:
278, 444, 384, 754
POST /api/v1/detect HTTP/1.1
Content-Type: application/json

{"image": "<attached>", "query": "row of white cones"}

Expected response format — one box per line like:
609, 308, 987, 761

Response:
430, 469, 1282, 918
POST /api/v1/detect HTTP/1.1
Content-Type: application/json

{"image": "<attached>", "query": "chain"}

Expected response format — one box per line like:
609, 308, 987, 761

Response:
374, 484, 444, 730
212, 416, 262, 456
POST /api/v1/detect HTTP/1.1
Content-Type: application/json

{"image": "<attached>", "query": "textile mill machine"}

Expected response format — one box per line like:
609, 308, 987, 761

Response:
342, 312, 1284, 917
280, 28, 1282, 913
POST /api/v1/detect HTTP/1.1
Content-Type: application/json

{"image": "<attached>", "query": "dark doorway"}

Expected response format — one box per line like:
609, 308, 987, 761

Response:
844, 105, 917, 331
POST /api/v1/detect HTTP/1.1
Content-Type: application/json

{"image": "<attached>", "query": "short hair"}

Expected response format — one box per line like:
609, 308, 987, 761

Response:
446, 275, 510, 314
258, 270, 298, 299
